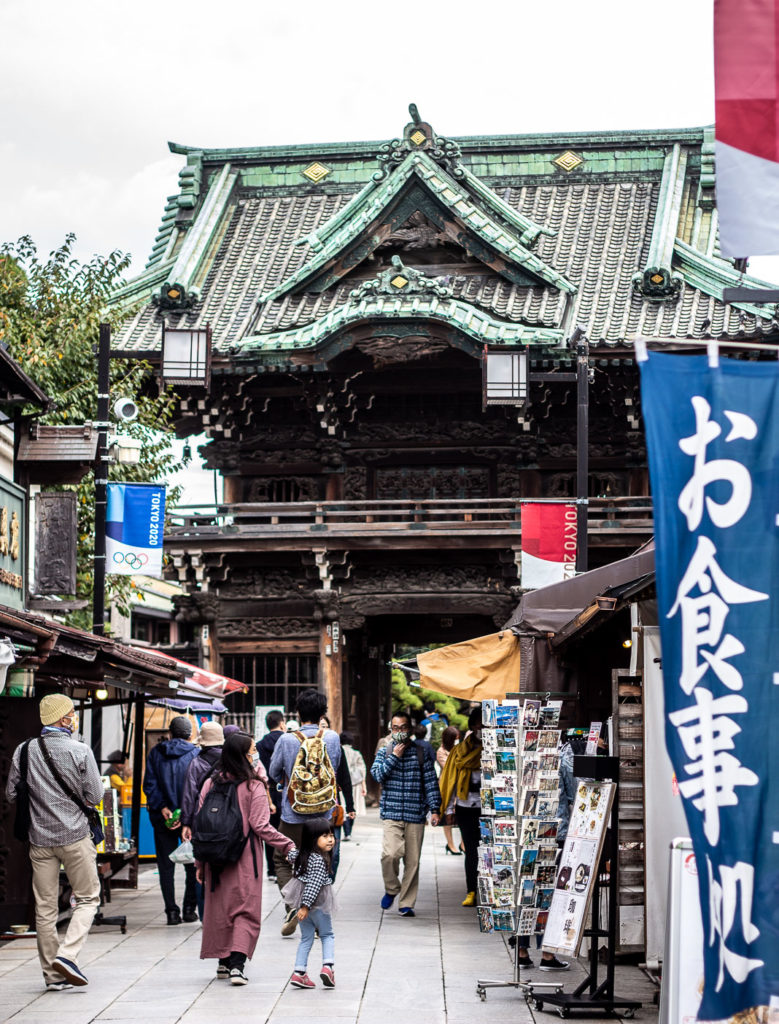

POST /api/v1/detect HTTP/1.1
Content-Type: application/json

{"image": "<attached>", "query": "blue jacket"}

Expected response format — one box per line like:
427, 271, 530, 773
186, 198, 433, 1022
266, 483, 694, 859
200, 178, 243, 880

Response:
269, 725, 342, 825
371, 741, 441, 823
143, 738, 198, 827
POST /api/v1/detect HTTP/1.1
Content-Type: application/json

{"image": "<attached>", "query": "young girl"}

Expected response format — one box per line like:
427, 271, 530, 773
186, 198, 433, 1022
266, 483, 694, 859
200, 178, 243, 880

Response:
283, 818, 336, 989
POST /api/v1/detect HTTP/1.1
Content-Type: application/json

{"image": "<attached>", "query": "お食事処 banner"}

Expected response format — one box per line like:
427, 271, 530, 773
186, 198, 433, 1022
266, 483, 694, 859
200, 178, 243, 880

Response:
640, 352, 779, 1020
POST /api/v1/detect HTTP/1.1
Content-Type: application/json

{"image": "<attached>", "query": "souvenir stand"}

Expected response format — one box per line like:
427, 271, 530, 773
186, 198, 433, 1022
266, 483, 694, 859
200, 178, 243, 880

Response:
475, 694, 567, 1002
531, 755, 641, 1018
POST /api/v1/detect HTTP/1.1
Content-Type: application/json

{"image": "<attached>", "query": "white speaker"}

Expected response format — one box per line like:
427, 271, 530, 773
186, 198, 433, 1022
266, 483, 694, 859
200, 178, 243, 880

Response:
113, 397, 139, 422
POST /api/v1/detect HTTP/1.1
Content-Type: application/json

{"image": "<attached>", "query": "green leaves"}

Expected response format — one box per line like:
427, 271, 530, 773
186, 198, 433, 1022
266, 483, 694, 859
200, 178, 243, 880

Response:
0, 234, 182, 629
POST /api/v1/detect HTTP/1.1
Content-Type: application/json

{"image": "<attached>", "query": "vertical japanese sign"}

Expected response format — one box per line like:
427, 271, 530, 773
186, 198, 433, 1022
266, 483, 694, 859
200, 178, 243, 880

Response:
106, 483, 166, 577
640, 352, 779, 1020
520, 502, 577, 589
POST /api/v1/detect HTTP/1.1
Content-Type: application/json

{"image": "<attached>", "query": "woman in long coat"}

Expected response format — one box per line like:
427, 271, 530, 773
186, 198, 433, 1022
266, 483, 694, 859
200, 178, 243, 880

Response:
195, 732, 295, 985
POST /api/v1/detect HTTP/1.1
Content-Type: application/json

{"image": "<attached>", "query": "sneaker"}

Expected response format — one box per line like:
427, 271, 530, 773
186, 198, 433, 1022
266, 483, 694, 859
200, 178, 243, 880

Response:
398, 907, 415, 917
267, 874, 277, 882
290, 971, 315, 989
461, 891, 476, 907
45, 981, 73, 992
281, 907, 299, 936
230, 967, 248, 985
52, 957, 88, 987
320, 965, 335, 988
216, 964, 230, 979
517, 955, 535, 969
539, 956, 570, 971
380, 892, 396, 910
182, 907, 198, 923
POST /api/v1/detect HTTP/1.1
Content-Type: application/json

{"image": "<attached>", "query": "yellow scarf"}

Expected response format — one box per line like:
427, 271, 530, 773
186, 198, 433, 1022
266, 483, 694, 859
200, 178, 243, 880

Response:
439, 734, 482, 812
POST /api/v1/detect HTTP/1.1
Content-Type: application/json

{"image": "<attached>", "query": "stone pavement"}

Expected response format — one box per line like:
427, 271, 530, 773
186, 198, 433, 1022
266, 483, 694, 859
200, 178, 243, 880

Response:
0, 811, 658, 1023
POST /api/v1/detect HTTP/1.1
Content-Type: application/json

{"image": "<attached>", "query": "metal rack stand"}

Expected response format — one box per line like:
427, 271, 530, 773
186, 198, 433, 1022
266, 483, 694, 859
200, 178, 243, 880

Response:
531, 757, 642, 1018
476, 692, 573, 1003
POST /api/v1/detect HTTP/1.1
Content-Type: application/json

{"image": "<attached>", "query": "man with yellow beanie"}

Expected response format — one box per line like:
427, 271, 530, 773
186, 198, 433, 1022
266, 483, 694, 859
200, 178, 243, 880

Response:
5, 693, 104, 990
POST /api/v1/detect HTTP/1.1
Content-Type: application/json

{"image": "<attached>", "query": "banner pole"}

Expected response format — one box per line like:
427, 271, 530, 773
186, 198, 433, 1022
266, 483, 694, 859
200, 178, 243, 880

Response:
575, 331, 589, 573
93, 322, 111, 638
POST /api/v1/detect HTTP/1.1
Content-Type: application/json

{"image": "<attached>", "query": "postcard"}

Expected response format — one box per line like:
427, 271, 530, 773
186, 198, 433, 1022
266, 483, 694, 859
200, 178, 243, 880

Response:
535, 886, 554, 911
536, 846, 558, 867
538, 772, 559, 792
478, 908, 494, 933
492, 909, 516, 932
481, 729, 497, 754
519, 817, 540, 847
519, 848, 538, 877
493, 885, 515, 908
480, 788, 495, 815
495, 750, 516, 773
539, 753, 560, 772
492, 864, 516, 888
537, 864, 557, 885
517, 907, 537, 935
496, 728, 517, 749
494, 793, 516, 815
523, 730, 539, 753
519, 878, 536, 906
537, 819, 559, 844
539, 701, 562, 728
492, 772, 517, 796
522, 700, 541, 729
522, 789, 538, 816
537, 796, 559, 819
477, 876, 494, 906
482, 700, 497, 728
521, 756, 539, 789
493, 819, 518, 844
495, 701, 519, 728
493, 844, 516, 865
479, 817, 494, 843
537, 729, 561, 751
478, 845, 494, 874
535, 909, 549, 933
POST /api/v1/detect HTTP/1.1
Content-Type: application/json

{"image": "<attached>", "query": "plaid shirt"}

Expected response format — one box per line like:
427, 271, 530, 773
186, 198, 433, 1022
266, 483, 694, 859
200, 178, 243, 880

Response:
370, 741, 441, 823
6, 731, 105, 847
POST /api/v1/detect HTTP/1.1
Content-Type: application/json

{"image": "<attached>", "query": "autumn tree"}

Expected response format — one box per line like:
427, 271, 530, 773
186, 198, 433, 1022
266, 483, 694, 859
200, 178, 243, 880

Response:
0, 234, 181, 627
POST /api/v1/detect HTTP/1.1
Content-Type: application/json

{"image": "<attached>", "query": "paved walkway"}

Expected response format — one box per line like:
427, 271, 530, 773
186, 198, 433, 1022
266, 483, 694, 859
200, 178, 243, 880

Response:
0, 812, 657, 1023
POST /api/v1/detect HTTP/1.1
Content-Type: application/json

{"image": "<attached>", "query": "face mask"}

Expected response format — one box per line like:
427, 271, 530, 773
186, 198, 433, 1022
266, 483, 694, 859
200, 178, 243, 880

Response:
391, 730, 410, 744
62, 713, 79, 735
251, 752, 260, 766
474, 729, 482, 742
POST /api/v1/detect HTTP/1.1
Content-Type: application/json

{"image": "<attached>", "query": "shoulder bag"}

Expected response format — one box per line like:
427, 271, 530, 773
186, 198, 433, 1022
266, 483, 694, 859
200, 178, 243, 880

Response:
12, 739, 33, 842
38, 736, 105, 846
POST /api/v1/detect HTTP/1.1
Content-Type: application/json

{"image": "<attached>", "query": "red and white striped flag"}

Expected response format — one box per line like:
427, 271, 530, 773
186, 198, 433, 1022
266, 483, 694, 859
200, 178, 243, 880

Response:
715, 0, 779, 257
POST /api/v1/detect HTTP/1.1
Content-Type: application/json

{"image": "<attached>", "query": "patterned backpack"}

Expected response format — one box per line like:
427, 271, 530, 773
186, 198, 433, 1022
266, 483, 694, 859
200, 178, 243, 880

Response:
287, 728, 337, 815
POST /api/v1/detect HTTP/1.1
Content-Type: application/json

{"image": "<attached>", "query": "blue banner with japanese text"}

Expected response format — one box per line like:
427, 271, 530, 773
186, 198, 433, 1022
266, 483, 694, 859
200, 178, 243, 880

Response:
640, 352, 779, 1020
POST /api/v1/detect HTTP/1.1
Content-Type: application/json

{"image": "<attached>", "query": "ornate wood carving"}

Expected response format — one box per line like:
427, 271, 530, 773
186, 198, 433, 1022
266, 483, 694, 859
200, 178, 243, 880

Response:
373, 465, 490, 500
34, 492, 77, 595
218, 617, 318, 637
343, 466, 367, 499
173, 592, 219, 624
219, 568, 312, 600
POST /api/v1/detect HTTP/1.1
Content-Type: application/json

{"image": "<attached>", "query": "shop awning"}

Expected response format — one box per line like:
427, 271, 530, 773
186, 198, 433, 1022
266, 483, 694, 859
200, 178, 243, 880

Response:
417, 631, 521, 701
151, 650, 248, 700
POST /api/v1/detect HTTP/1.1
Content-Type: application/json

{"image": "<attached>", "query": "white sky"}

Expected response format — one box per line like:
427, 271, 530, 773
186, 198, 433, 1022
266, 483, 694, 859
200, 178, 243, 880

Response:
2, 0, 777, 501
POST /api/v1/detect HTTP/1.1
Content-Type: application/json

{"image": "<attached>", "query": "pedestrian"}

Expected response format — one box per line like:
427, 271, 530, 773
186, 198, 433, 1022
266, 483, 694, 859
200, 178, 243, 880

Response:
5, 694, 103, 990
438, 708, 483, 905
257, 709, 285, 880
338, 731, 366, 840
194, 732, 295, 985
435, 726, 463, 856
180, 721, 225, 920
269, 689, 341, 936
105, 750, 130, 791
285, 817, 337, 990
413, 723, 436, 763
142, 715, 199, 925
370, 710, 441, 917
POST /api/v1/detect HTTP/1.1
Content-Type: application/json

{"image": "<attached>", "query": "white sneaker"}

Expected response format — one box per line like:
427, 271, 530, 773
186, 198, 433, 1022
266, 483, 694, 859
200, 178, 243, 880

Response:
45, 981, 73, 992
230, 967, 248, 985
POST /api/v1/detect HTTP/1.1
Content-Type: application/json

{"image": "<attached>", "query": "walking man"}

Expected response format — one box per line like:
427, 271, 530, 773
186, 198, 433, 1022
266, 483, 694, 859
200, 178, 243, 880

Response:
371, 711, 441, 917
257, 709, 285, 880
143, 715, 198, 924
5, 694, 103, 990
269, 689, 340, 935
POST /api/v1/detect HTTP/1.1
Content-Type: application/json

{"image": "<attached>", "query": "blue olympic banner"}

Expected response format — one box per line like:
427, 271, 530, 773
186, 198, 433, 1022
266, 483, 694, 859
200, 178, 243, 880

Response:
106, 483, 166, 578
640, 352, 779, 1020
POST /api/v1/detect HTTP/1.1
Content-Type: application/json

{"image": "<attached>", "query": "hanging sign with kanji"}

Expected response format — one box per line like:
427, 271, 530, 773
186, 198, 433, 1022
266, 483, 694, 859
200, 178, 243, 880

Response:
640, 351, 779, 1020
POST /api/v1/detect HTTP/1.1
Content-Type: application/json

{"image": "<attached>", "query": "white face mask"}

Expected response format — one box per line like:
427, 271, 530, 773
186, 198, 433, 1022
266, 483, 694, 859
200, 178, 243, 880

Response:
251, 752, 260, 766
61, 713, 79, 735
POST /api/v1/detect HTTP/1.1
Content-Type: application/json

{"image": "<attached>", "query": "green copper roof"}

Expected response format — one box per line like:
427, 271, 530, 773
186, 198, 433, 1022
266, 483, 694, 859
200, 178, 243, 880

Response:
256, 149, 574, 307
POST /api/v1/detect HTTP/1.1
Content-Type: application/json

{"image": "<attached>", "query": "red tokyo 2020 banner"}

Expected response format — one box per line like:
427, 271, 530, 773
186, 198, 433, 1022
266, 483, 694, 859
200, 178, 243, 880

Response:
520, 502, 577, 590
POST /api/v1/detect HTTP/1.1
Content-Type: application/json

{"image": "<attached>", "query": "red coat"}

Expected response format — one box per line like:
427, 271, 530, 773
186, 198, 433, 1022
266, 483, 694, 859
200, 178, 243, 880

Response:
196, 777, 293, 960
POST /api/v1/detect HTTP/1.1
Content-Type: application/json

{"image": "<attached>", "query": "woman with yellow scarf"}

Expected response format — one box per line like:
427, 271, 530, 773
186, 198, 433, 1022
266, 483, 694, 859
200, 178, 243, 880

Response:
438, 707, 482, 907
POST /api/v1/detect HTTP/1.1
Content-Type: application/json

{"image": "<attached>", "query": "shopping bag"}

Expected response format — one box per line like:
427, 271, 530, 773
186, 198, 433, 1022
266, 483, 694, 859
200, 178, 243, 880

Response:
169, 839, 195, 864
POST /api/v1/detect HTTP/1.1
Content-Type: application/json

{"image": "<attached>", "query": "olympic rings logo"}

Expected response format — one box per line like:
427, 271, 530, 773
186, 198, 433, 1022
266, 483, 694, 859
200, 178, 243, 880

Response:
112, 551, 149, 570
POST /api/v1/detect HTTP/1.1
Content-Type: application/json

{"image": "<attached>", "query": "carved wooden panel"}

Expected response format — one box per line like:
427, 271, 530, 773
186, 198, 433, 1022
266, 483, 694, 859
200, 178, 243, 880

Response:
373, 465, 491, 500
35, 492, 77, 595
244, 477, 321, 503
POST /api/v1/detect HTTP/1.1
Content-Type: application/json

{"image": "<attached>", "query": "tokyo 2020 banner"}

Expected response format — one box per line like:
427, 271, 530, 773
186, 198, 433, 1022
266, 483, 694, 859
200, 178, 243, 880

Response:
106, 483, 166, 577
640, 351, 779, 1020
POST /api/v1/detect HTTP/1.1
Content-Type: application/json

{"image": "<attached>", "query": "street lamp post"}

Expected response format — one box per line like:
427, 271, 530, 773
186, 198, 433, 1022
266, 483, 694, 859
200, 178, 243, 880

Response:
90, 322, 111, 761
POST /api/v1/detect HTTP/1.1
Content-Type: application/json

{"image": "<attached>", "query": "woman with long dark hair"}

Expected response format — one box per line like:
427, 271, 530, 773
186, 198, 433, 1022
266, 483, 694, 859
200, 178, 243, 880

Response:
436, 726, 462, 855
438, 708, 483, 905
195, 732, 295, 985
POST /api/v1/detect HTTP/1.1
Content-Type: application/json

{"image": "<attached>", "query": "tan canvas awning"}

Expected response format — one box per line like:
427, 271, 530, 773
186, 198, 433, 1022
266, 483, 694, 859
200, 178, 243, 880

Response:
417, 631, 520, 701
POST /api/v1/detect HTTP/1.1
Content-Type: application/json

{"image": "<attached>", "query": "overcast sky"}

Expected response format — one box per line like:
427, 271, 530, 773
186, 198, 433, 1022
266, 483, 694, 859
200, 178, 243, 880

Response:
2, 0, 775, 500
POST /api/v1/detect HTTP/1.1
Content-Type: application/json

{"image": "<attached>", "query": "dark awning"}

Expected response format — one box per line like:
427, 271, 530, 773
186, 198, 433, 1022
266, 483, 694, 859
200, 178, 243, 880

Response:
506, 542, 655, 636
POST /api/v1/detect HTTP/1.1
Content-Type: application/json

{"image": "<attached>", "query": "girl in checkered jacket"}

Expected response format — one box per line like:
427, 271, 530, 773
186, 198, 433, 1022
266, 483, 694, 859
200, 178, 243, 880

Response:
282, 818, 337, 989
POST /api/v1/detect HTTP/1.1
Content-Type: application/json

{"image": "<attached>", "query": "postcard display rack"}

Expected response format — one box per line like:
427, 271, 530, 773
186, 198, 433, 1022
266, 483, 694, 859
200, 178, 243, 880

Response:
475, 697, 566, 1002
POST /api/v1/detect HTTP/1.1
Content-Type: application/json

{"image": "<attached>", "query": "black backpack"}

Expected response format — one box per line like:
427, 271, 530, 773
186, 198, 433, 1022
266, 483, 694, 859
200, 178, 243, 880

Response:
192, 778, 256, 889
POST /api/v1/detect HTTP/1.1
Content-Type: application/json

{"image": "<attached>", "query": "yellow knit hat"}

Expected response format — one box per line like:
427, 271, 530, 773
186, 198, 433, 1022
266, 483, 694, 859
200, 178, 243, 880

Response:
40, 694, 75, 726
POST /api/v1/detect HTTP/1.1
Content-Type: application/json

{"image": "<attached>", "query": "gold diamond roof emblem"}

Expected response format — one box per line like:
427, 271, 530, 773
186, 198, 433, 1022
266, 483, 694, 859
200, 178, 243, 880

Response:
390, 275, 409, 289
650, 273, 664, 284
410, 129, 426, 146
302, 162, 330, 184
553, 150, 583, 173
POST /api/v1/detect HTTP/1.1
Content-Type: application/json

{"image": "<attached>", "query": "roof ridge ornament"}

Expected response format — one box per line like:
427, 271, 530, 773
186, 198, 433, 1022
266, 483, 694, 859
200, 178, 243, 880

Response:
373, 104, 464, 182
349, 255, 453, 300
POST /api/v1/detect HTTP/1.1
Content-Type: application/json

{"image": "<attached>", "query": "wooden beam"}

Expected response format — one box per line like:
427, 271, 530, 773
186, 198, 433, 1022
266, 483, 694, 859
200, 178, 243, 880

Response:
219, 638, 318, 654
319, 619, 343, 733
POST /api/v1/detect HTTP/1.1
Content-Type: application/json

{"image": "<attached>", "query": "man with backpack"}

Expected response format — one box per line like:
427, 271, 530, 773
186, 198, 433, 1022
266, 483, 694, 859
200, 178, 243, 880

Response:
257, 709, 285, 879
371, 710, 441, 918
143, 716, 199, 925
180, 721, 225, 920
269, 689, 341, 936
5, 694, 104, 990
